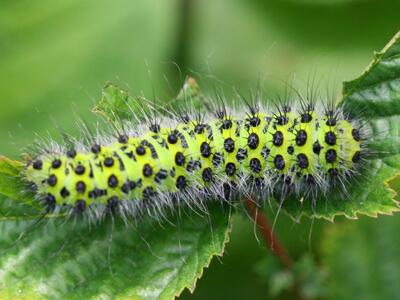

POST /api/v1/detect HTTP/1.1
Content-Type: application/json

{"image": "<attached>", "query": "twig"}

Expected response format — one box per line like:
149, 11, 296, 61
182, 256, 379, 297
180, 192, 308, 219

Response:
245, 196, 293, 269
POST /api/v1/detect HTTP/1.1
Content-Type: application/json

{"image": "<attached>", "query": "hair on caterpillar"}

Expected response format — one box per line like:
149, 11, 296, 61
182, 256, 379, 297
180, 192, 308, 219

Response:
16, 79, 373, 237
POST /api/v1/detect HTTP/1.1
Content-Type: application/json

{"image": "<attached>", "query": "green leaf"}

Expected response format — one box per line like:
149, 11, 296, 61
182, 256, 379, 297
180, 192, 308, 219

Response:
0, 157, 62, 219
367, 115, 400, 158
254, 255, 294, 297
341, 31, 400, 118
170, 76, 203, 110
0, 158, 231, 299
0, 196, 41, 220
93, 77, 204, 124
322, 213, 400, 300
0, 79, 232, 299
254, 254, 328, 299
281, 158, 400, 221
292, 254, 328, 300
281, 32, 400, 221
92, 82, 135, 122
0, 156, 42, 212
0, 156, 24, 200
0, 204, 231, 299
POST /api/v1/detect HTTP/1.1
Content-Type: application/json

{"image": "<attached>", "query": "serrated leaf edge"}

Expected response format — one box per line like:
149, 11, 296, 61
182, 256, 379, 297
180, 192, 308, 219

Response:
341, 31, 400, 100
175, 214, 232, 299
286, 170, 400, 223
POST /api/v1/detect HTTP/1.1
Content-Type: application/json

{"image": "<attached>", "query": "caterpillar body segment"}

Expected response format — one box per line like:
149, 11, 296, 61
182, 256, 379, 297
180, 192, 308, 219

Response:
24, 104, 363, 216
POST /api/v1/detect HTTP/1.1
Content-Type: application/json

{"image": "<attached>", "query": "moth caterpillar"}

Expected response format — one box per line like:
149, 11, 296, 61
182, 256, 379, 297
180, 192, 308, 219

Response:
23, 98, 364, 220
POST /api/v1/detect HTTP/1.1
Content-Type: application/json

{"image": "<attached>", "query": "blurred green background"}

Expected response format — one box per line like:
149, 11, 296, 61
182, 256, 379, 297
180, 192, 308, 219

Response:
1, 1, 399, 299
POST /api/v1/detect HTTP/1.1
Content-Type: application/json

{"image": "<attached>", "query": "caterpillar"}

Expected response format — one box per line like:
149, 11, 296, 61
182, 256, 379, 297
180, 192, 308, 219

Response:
23, 97, 364, 221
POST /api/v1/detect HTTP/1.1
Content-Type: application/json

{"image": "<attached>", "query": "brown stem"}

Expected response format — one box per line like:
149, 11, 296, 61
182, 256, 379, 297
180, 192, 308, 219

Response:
245, 196, 293, 269
245, 197, 310, 300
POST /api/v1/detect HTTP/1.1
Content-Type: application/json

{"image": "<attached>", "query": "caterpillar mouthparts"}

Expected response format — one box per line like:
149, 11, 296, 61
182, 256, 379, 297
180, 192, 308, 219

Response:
24, 101, 363, 217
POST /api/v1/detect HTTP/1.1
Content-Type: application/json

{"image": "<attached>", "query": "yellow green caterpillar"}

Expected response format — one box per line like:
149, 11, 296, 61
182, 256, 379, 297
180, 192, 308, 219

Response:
24, 102, 363, 215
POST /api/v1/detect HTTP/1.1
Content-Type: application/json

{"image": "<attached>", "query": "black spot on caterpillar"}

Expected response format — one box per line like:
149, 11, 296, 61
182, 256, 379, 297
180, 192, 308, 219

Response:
23, 99, 365, 220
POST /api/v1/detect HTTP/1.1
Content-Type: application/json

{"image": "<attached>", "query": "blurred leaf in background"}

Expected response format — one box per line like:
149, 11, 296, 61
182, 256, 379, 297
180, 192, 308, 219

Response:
0, 0, 181, 156
2, 0, 399, 157
322, 214, 400, 300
